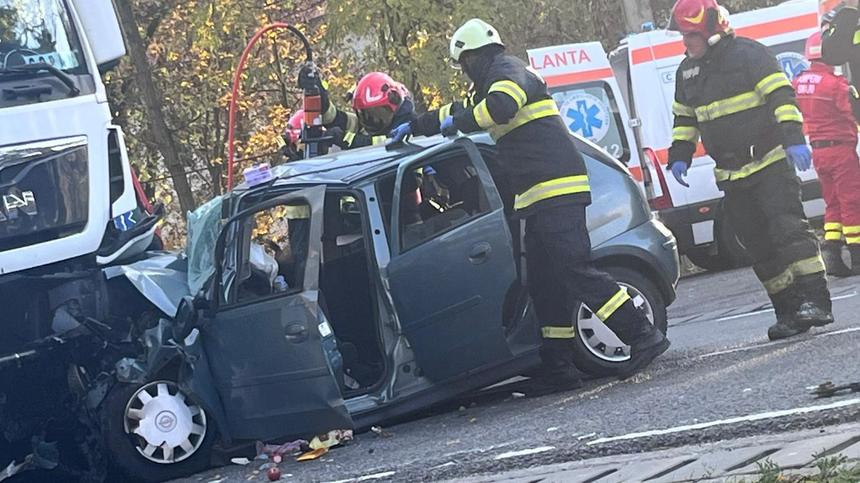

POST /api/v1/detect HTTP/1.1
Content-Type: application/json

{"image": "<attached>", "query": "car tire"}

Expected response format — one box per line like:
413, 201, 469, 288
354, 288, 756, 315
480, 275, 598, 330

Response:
571, 266, 668, 377
100, 380, 215, 483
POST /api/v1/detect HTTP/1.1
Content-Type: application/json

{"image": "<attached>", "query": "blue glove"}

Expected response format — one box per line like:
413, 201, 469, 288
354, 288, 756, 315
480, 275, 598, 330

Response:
786, 144, 812, 171
440, 116, 457, 137
387, 122, 412, 146
668, 161, 689, 188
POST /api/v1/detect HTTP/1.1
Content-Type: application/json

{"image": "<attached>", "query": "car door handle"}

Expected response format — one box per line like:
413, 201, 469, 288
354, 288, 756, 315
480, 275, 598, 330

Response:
284, 323, 309, 343
468, 242, 492, 264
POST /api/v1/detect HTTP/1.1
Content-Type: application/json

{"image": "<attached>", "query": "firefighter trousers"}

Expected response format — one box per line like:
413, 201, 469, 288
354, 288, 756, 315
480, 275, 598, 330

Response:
814, 144, 860, 246
524, 203, 654, 370
722, 161, 831, 320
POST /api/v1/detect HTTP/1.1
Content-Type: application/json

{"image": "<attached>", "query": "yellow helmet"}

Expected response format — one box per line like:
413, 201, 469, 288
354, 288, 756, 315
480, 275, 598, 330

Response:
449, 19, 503, 63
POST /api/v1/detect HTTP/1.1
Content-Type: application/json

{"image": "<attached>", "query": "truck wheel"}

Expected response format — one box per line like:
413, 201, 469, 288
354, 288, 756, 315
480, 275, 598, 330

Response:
571, 267, 668, 377
101, 380, 215, 482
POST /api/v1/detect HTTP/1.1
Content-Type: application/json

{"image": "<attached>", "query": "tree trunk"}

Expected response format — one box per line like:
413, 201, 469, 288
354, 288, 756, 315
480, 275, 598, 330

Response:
115, 0, 196, 215
621, 0, 656, 34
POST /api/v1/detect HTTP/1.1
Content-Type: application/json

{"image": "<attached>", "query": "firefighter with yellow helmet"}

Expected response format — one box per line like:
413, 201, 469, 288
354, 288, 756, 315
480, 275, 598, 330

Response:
390, 19, 670, 389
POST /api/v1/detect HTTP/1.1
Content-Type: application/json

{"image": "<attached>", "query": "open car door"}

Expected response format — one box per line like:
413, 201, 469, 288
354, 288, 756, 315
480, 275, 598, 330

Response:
386, 138, 527, 381
201, 185, 352, 441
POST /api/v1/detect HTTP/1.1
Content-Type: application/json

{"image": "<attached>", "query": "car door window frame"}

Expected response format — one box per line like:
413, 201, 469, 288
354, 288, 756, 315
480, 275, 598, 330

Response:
390, 138, 504, 257
211, 185, 325, 311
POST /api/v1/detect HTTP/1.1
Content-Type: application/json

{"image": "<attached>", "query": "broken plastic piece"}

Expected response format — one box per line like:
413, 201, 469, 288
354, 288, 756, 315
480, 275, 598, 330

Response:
231, 457, 251, 465
309, 429, 353, 450
296, 447, 328, 462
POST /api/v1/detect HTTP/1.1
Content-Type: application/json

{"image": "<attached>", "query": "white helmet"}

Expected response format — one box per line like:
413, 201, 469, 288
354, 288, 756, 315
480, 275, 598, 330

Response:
449, 18, 504, 63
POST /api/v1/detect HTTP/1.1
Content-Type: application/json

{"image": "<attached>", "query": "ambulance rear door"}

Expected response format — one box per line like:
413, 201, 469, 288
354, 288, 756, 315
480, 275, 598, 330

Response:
526, 43, 651, 194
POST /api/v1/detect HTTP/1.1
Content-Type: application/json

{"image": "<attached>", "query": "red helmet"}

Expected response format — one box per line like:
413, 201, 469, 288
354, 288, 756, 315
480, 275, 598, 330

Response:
285, 109, 304, 145
669, 0, 729, 35
351, 72, 409, 135
805, 30, 823, 61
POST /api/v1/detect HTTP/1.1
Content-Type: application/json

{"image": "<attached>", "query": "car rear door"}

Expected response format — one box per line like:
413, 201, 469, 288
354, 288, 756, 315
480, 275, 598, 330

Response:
201, 185, 352, 441
386, 138, 527, 382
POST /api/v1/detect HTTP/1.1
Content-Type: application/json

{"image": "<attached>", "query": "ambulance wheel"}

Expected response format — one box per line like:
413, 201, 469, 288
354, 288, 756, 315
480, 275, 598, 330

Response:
571, 267, 667, 377
101, 380, 215, 482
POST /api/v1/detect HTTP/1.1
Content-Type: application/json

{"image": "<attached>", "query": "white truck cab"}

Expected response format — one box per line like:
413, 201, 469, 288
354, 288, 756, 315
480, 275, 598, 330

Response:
528, 0, 824, 270
0, 0, 156, 276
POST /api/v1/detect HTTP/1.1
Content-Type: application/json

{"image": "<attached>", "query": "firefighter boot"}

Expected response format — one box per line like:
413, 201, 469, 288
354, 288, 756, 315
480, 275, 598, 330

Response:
531, 339, 584, 395
850, 246, 860, 276
767, 292, 810, 341
767, 318, 811, 340
822, 241, 851, 277
618, 326, 670, 380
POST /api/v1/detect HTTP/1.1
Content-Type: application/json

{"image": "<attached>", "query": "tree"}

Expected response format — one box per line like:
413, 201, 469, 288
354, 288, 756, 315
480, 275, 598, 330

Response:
115, 0, 196, 216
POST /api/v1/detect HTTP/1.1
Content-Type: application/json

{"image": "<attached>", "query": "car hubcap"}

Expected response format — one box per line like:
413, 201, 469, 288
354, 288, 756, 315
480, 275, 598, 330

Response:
575, 283, 654, 363
123, 381, 207, 464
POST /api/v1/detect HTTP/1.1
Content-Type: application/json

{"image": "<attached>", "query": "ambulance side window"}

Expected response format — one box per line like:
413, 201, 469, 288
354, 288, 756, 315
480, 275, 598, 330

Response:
550, 81, 630, 163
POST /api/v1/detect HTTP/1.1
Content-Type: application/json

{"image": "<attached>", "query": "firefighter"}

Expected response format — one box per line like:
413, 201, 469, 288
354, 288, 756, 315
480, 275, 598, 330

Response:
279, 109, 306, 161
297, 68, 416, 149
389, 19, 669, 388
821, 0, 860, 121
667, 0, 834, 341
794, 31, 860, 277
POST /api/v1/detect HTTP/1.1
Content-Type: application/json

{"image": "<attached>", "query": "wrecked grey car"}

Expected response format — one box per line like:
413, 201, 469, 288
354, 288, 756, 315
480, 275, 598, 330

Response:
0, 134, 678, 481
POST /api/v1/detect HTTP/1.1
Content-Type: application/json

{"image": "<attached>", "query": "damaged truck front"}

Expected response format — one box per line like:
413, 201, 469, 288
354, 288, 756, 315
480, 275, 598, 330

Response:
0, 0, 184, 480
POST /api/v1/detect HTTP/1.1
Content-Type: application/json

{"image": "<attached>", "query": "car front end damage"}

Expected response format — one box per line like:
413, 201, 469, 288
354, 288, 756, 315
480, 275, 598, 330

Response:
0, 253, 218, 481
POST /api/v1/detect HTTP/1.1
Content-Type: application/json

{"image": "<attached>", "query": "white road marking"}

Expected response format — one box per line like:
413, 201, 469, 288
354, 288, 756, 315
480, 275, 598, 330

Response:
325, 471, 398, 483
698, 326, 860, 360
587, 397, 860, 446
494, 446, 555, 460
714, 292, 857, 323
357, 471, 397, 481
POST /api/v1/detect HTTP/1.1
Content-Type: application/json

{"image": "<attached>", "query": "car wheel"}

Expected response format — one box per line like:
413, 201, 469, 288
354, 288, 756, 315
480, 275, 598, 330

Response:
101, 380, 215, 482
571, 266, 668, 377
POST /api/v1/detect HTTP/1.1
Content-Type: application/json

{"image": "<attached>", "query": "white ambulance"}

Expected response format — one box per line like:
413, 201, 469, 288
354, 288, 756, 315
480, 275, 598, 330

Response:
527, 0, 824, 271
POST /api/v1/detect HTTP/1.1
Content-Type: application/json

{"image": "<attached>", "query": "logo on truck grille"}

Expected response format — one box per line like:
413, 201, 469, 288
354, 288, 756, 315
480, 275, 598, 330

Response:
0, 190, 37, 222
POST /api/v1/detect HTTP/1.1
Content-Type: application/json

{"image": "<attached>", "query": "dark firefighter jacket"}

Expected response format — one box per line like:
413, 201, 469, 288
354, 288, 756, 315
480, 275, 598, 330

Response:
668, 34, 806, 188
320, 90, 417, 149
412, 51, 591, 215
821, 6, 860, 121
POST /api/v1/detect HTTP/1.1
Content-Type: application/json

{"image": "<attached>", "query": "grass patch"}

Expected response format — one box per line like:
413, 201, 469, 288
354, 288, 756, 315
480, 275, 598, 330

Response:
735, 456, 860, 482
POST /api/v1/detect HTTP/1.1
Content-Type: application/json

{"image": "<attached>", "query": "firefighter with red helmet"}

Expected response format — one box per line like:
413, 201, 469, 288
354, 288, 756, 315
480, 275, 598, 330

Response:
794, 31, 860, 276
278, 109, 306, 161
667, 0, 833, 340
297, 68, 416, 149
390, 19, 669, 390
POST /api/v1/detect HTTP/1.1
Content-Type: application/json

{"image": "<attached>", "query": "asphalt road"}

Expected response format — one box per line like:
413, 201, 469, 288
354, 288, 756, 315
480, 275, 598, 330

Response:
181, 269, 860, 483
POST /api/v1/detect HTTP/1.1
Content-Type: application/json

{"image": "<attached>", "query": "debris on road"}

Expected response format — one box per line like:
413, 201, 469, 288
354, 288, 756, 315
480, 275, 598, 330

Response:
812, 381, 860, 398
266, 466, 282, 481
231, 457, 251, 466
371, 425, 393, 438
310, 429, 354, 450
296, 447, 328, 462
511, 392, 526, 399
256, 439, 309, 460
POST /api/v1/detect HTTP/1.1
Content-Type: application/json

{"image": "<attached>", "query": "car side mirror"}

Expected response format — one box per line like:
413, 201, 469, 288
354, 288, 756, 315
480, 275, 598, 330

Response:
172, 296, 199, 342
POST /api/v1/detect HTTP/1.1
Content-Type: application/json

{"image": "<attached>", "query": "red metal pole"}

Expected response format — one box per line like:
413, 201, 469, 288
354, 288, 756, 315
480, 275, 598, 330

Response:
226, 22, 292, 191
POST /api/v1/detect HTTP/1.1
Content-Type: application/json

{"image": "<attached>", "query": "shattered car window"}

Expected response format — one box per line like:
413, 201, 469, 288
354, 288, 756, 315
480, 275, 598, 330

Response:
186, 195, 224, 295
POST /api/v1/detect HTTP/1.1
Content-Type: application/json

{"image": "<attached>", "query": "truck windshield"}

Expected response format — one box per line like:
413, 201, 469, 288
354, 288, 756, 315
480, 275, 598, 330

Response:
550, 81, 630, 163
0, 0, 85, 73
